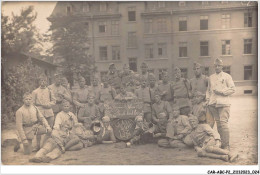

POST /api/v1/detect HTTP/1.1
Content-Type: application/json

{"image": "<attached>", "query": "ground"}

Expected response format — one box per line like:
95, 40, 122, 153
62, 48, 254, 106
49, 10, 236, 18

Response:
1, 96, 258, 165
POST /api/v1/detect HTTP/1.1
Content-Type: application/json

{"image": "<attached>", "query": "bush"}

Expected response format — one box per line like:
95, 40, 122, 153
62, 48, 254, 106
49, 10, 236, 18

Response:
1, 58, 42, 124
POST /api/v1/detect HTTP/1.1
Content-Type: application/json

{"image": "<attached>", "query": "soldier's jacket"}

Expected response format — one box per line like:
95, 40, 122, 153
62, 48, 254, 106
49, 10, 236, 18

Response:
107, 71, 121, 88
32, 87, 56, 118
172, 78, 192, 108
135, 87, 152, 113
152, 101, 173, 120
190, 75, 208, 97
189, 123, 220, 147
89, 85, 102, 104
73, 86, 90, 105
166, 115, 192, 139
48, 84, 69, 113
16, 105, 50, 141
158, 82, 174, 102
77, 104, 101, 122
99, 86, 116, 102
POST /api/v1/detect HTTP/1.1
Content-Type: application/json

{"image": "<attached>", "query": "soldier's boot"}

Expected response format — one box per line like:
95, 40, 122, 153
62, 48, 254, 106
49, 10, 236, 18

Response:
206, 146, 229, 155
170, 140, 188, 149
203, 152, 229, 162
65, 138, 81, 151
158, 139, 170, 148
33, 135, 41, 152
66, 142, 84, 151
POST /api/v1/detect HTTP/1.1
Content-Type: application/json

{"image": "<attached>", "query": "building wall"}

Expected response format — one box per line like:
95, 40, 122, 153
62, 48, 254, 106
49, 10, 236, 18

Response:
49, 1, 258, 94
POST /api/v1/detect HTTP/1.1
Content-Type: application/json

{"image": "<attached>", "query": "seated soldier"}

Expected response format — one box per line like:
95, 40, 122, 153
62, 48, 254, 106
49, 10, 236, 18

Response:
114, 84, 136, 102
191, 91, 207, 123
152, 112, 168, 146
188, 115, 238, 162
96, 116, 117, 144
15, 92, 52, 154
29, 100, 81, 163
152, 92, 173, 125
128, 116, 154, 145
159, 107, 193, 148
77, 93, 101, 130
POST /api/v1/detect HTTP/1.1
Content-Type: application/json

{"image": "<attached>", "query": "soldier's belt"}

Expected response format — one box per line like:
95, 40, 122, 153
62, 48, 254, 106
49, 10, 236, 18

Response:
23, 121, 38, 127
174, 95, 188, 99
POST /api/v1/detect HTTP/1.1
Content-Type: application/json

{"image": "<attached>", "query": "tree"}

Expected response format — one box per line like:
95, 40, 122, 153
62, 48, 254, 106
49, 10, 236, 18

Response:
50, 18, 94, 86
1, 6, 43, 124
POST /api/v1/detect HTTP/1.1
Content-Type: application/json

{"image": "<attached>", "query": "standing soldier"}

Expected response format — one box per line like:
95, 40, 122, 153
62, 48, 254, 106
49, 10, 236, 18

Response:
158, 71, 174, 106
73, 76, 89, 116
140, 62, 149, 81
135, 78, 152, 123
32, 75, 56, 151
106, 63, 121, 90
120, 64, 135, 93
206, 58, 235, 150
61, 76, 74, 113
172, 67, 192, 116
16, 92, 52, 155
48, 73, 70, 116
147, 73, 159, 104
89, 75, 101, 105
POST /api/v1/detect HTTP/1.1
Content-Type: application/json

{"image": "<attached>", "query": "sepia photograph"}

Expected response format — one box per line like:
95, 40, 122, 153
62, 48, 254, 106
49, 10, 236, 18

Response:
1, 0, 258, 171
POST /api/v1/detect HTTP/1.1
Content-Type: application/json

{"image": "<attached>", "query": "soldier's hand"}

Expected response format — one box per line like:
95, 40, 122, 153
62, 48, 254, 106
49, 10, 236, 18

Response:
215, 140, 221, 148
213, 89, 223, 96
153, 133, 161, 138
46, 127, 52, 134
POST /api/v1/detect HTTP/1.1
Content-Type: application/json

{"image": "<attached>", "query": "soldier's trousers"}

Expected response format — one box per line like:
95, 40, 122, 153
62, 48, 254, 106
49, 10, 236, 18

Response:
208, 106, 230, 148
35, 138, 62, 160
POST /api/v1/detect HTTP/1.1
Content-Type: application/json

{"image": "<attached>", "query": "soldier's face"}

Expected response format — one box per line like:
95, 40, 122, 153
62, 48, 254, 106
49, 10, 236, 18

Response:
149, 78, 156, 86
92, 78, 98, 86
39, 79, 47, 87
88, 97, 95, 104
23, 96, 32, 106
194, 67, 201, 76
109, 67, 116, 73
190, 119, 199, 129
175, 71, 181, 79
103, 121, 110, 128
123, 67, 129, 73
62, 102, 70, 113
214, 64, 223, 74
162, 75, 168, 82
79, 79, 86, 88
141, 80, 147, 87
61, 78, 68, 87
55, 77, 61, 85
120, 87, 126, 94
136, 120, 143, 127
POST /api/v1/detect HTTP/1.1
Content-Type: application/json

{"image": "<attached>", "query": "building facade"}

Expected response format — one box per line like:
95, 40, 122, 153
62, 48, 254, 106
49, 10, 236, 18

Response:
48, 1, 258, 95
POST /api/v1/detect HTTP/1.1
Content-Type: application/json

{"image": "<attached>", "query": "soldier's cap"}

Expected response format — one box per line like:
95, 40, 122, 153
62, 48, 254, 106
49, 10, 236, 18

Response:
141, 62, 148, 68
188, 115, 199, 122
174, 67, 181, 73
135, 115, 143, 122
23, 92, 32, 99
39, 74, 48, 80
78, 76, 85, 81
87, 92, 95, 99
123, 64, 129, 69
158, 112, 167, 119
109, 63, 115, 68
214, 58, 223, 66
148, 73, 156, 79
62, 99, 70, 105
193, 62, 202, 69
102, 116, 110, 122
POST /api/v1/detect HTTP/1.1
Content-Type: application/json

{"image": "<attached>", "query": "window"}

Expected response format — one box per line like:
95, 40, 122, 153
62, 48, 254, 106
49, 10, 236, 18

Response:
200, 41, 209, 56
100, 71, 108, 82
179, 42, 188, 57
244, 39, 252, 54
222, 14, 230, 29
98, 22, 106, 33
67, 6, 72, 15
157, 18, 167, 33
158, 1, 165, 8
145, 44, 154, 59
85, 22, 89, 32
180, 68, 188, 78
111, 20, 119, 35
128, 7, 136, 22
200, 16, 208, 30
244, 12, 252, 27
129, 58, 137, 72
244, 65, 253, 80
202, 1, 209, 5
204, 67, 209, 76
112, 46, 120, 60
99, 2, 107, 12
128, 32, 137, 47
222, 40, 231, 55
158, 43, 167, 57
179, 17, 187, 31
144, 19, 153, 34
159, 68, 167, 80
179, 1, 186, 6
223, 66, 231, 75
99, 46, 107, 60
83, 2, 89, 12
221, 1, 228, 4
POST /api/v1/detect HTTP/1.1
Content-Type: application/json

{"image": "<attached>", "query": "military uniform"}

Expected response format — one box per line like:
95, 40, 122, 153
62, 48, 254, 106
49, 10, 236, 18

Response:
206, 59, 235, 149
73, 86, 90, 116
152, 100, 173, 123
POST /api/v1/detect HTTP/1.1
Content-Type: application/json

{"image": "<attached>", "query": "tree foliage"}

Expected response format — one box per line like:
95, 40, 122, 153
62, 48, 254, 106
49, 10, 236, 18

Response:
50, 19, 95, 85
1, 6, 43, 124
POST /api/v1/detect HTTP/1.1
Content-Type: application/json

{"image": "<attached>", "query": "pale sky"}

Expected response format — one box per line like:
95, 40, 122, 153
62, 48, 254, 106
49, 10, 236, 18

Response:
2, 1, 57, 34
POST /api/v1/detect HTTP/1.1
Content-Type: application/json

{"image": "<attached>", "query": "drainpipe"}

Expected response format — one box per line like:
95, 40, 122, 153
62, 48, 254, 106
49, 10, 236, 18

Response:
170, 10, 174, 80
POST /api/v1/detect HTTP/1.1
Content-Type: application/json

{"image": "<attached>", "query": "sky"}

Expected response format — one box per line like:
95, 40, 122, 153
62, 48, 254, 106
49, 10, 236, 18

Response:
2, 1, 57, 34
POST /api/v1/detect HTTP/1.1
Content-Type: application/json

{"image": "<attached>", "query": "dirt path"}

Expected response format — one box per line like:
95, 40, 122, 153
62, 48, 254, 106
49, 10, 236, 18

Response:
1, 96, 258, 165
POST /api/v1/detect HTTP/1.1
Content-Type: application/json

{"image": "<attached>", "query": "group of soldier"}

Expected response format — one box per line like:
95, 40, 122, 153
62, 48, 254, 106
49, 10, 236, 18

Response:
15, 57, 238, 163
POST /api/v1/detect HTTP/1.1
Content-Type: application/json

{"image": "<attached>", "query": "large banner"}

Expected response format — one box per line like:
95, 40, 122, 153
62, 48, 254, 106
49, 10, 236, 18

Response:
104, 99, 144, 140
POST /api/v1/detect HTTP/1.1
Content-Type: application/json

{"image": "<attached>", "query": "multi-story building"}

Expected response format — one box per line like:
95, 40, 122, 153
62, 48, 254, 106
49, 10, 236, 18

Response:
48, 1, 258, 95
